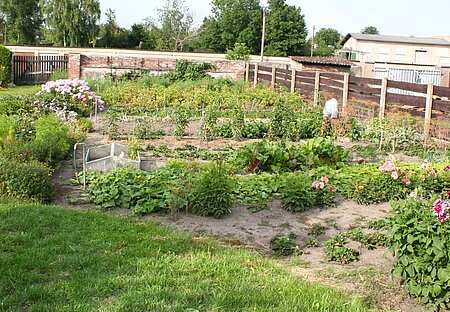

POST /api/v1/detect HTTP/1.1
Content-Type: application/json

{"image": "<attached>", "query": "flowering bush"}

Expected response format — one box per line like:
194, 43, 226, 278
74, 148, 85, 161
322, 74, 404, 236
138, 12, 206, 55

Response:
389, 194, 450, 309
36, 79, 104, 117
312, 176, 336, 207
433, 198, 450, 223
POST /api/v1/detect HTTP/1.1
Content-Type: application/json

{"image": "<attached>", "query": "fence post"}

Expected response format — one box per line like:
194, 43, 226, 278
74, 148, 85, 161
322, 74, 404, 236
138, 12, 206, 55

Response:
290, 69, 296, 93
245, 62, 250, 82
313, 71, 320, 105
253, 63, 259, 88
424, 82, 434, 144
379, 77, 388, 119
342, 73, 349, 112
271, 66, 276, 88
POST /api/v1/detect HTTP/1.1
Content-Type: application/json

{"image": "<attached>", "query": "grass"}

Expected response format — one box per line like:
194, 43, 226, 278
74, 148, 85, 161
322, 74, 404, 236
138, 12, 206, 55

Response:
0, 200, 370, 312
0, 85, 40, 97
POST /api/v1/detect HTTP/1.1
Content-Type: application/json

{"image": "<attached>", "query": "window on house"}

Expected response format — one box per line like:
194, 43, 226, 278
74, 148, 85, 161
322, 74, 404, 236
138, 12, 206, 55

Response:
360, 47, 372, 61
440, 56, 450, 65
395, 48, 407, 62
415, 50, 427, 64
378, 48, 389, 61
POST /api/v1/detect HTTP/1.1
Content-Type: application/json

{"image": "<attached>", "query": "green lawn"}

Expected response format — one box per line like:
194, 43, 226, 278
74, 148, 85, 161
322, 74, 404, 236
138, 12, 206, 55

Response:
0, 201, 369, 312
0, 85, 41, 97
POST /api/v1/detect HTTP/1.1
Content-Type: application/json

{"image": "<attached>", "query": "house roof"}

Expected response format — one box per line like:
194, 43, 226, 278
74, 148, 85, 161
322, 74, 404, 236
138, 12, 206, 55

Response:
341, 33, 450, 46
291, 56, 353, 67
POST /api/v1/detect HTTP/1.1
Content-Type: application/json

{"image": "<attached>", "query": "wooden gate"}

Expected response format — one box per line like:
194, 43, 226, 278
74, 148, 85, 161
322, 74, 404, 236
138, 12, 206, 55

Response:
12, 55, 68, 85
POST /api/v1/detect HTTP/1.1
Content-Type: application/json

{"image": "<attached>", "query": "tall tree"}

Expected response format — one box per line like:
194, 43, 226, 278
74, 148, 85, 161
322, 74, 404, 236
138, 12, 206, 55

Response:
198, 0, 262, 54
264, 0, 307, 56
0, 0, 42, 45
308, 28, 342, 56
42, 0, 101, 47
156, 0, 196, 51
97, 9, 130, 48
361, 26, 379, 35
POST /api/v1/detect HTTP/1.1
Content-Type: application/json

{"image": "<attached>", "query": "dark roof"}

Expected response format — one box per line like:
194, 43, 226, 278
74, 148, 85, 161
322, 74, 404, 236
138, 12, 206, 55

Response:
291, 56, 353, 67
341, 33, 450, 46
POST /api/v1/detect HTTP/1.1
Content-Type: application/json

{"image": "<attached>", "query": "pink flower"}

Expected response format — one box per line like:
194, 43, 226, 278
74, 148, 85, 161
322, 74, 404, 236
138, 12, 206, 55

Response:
445, 165, 450, 172
402, 178, 411, 185
329, 185, 335, 191
428, 169, 437, 177
379, 160, 397, 173
433, 199, 450, 217
312, 181, 325, 189
391, 171, 399, 180
437, 212, 450, 223
321, 177, 329, 183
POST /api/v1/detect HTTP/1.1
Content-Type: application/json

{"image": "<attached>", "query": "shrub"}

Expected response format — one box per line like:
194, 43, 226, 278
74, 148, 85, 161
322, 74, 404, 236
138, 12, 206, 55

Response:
389, 196, 450, 309
0, 95, 35, 115
0, 45, 12, 86
225, 42, 251, 61
280, 173, 316, 212
0, 114, 73, 168
36, 79, 104, 117
189, 161, 234, 218
166, 60, 216, 82
0, 159, 53, 202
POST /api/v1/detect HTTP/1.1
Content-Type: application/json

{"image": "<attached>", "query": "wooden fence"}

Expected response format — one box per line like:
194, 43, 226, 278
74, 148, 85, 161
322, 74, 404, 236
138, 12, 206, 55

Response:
12, 55, 68, 85
246, 63, 450, 142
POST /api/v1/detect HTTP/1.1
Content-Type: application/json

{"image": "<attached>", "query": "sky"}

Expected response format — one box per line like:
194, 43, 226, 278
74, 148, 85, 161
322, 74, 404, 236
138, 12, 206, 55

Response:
98, 0, 450, 38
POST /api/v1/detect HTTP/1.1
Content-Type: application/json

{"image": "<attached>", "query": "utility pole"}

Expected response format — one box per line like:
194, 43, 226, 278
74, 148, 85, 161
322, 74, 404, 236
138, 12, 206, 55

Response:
310, 25, 315, 57
260, 7, 267, 62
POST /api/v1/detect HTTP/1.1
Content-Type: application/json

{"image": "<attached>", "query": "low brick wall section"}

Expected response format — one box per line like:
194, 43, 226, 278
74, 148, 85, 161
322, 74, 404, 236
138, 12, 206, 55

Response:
68, 53, 246, 80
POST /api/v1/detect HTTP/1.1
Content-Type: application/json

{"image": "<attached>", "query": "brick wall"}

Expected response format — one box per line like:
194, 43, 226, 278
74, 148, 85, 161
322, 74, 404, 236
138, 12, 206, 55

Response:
68, 53, 246, 80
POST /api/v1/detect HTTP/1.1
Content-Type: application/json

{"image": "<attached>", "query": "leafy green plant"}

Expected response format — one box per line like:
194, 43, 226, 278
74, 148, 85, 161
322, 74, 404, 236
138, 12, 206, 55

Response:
280, 173, 316, 212
189, 161, 234, 218
304, 238, 319, 248
346, 228, 389, 250
105, 111, 120, 140
173, 107, 190, 138
88, 167, 188, 215
323, 234, 360, 264
167, 59, 216, 82
0, 159, 53, 202
132, 121, 165, 139
389, 196, 450, 309
230, 107, 244, 140
270, 233, 301, 256
233, 173, 283, 210
308, 224, 327, 237
269, 98, 296, 139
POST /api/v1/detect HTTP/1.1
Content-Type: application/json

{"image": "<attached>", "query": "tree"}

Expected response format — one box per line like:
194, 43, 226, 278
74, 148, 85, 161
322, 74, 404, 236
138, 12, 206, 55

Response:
264, 0, 308, 56
97, 9, 130, 48
361, 26, 379, 35
42, 0, 101, 47
198, 0, 262, 54
308, 28, 342, 56
0, 0, 42, 45
156, 0, 197, 51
